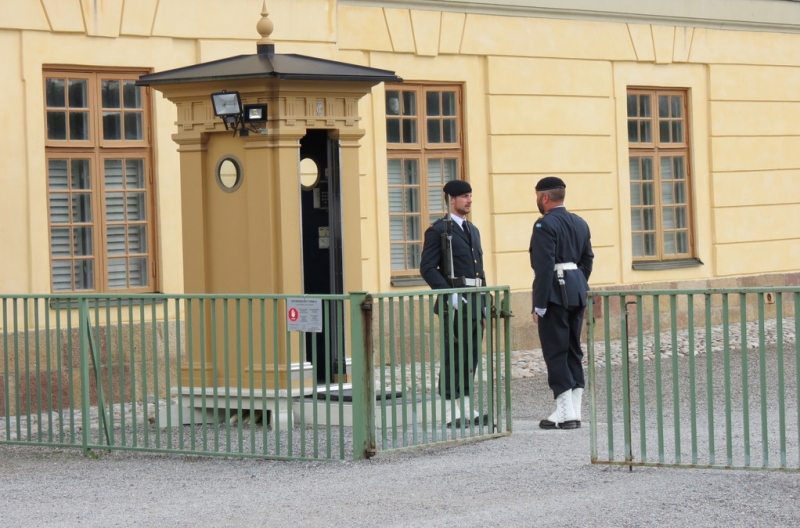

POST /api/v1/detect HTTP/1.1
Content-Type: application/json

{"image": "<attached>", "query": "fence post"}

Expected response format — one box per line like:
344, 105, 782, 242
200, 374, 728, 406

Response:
349, 292, 376, 460
78, 298, 91, 456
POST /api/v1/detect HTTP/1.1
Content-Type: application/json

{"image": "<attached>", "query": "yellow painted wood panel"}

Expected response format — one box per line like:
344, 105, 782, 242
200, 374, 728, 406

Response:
710, 65, 800, 102
461, 14, 636, 61
491, 173, 616, 214
410, 10, 441, 57
490, 136, 615, 174
494, 252, 535, 291
338, 5, 392, 52
691, 28, 800, 67
488, 57, 612, 96
585, 246, 618, 286
385, 8, 414, 53
714, 204, 800, 244
439, 11, 465, 55
712, 170, 800, 207
489, 95, 613, 136
493, 214, 534, 253
715, 239, 800, 276
711, 137, 800, 172
41, 0, 84, 33
577, 209, 618, 249
121, 0, 158, 36
711, 101, 800, 136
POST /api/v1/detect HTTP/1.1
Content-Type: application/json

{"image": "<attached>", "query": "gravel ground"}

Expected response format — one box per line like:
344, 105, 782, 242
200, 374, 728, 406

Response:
2, 362, 799, 528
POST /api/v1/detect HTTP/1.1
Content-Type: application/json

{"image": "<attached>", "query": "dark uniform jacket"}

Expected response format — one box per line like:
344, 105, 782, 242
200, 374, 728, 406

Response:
420, 216, 486, 318
529, 206, 593, 310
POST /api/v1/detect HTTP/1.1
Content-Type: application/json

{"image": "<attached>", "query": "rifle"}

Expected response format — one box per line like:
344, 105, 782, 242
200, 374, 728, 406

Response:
440, 214, 465, 287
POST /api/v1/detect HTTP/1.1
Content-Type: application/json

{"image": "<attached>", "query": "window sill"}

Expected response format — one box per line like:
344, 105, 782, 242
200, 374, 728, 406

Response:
390, 276, 428, 287
632, 258, 704, 271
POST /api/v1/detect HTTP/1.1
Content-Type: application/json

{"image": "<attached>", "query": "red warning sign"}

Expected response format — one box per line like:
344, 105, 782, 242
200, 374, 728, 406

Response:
288, 307, 299, 322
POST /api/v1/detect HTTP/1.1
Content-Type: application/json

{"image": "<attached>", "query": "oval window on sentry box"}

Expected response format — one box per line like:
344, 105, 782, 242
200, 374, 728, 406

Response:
300, 157, 320, 190
216, 156, 243, 192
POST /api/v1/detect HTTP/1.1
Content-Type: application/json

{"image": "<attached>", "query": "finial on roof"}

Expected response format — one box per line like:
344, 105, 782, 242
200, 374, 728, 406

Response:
256, 1, 275, 54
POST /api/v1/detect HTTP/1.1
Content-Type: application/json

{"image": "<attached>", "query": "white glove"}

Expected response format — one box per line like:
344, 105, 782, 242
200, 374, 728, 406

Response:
450, 293, 467, 309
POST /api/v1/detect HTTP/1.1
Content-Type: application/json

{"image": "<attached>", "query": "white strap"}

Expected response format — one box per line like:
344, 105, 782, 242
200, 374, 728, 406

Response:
554, 262, 578, 272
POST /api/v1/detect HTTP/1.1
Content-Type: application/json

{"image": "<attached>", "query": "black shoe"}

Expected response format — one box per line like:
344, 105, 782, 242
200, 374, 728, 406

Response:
451, 414, 490, 429
539, 419, 580, 430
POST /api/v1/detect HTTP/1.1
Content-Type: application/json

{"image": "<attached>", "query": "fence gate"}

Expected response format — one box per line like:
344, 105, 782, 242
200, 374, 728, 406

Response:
587, 288, 800, 471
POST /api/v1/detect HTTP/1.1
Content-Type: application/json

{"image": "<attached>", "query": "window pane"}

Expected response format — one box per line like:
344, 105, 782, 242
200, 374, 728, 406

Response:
47, 112, 67, 140
675, 182, 686, 204
642, 158, 653, 180
673, 157, 686, 180
671, 96, 682, 118
631, 209, 642, 231
102, 80, 121, 108
52, 261, 72, 291
644, 233, 656, 256
108, 225, 127, 255
443, 159, 458, 181
402, 92, 416, 116
662, 182, 674, 204
630, 183, 641, 205
642, 183, 654, 205
663, 231, 675, 254
428, 159, 442, 185
48, 160, 69, 189
386, 91, 400, 115
407, 243, 421, 269
676, 206, 687, 229
631, 233, 643, 257
677, 231, 688, 253
639, 121, 651, 142
390, 245, 405, 270
72, 159, 91, 189
69, 112, 89, 140
103, 112, 122, 140
105, 159, 124, 188
50, 228, 71, 256
659, 120, 670, 142
123, 81, 141, 109
74, 259, 94, 290
442, 92, 456, 116
658, 95, 669, 118
46, 79, 66, 107
130, 258, 148, 287
663, 207, 674, 229
124, 113, 143, 140
128, 225, 147, 253
387, 159, 402, 185
106, 193, 125, 221
672, 121, 683, 143
643, 208, 655, 230
406, 215, 421, 241
126, 194, 146, 221
389, 188, 403, 213
442, 119, 457, 143
628, 120, 638, 142
386, 119, 401, 143
402, 119, 417, 143
639, 95, 651, 117
426, 92, 440, 116
73, 226, 93, 256
108, 258, 127, 289
72, 194, 92, 223
389, 216, 404, 240
627, 95, 637, 117
661, 157, 673, 180
49, 194, 70, 223
405, 188, 420, 214
68, 80, 88, 108
629, 158, 641, 180
404, 159, 419, 185
427, 119, 441, 143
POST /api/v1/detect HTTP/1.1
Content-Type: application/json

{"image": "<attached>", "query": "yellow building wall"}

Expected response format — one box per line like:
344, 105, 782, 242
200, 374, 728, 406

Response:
1, 0, 800, 310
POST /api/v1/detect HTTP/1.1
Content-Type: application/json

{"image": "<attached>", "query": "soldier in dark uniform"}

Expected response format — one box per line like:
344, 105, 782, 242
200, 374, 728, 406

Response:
529, 176, 594, 430
420, 180, 487, 427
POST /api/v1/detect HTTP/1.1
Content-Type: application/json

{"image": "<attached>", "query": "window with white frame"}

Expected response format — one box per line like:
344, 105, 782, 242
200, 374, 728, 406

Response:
385, 83, 464, 275
44, 69, 157, 292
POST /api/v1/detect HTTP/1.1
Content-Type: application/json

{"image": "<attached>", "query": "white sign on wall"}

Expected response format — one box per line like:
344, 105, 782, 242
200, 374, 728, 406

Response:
286, 298, 323, 333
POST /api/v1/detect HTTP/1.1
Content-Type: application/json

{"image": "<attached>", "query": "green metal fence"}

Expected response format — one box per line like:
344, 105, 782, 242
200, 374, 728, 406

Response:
587, 287, 799, 471
1, 287, 512, 461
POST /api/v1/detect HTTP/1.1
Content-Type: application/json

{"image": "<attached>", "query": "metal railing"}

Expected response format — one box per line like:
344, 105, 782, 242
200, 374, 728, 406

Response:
1, 287, 512, 461
587, 288, 799, 471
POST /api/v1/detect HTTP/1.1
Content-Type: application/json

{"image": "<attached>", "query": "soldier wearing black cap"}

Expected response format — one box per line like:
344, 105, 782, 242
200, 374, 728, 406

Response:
420, 179, 487, 427
529, 176, 594, 430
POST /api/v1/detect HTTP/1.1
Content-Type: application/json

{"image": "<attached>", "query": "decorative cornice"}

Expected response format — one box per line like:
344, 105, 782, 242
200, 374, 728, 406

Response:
340, 0, 800, 34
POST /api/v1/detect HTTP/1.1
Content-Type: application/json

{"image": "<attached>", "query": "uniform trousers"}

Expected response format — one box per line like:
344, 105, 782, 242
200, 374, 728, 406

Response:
438, 304, 481, 400
538, 302, 586, 398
